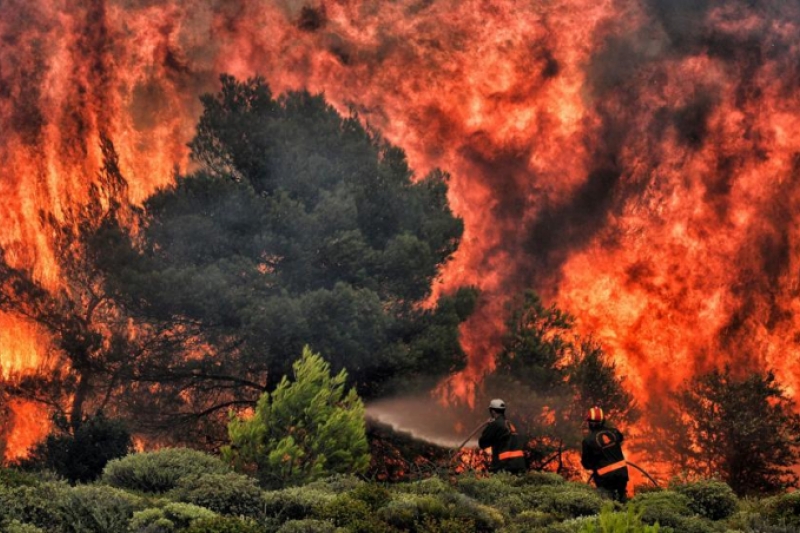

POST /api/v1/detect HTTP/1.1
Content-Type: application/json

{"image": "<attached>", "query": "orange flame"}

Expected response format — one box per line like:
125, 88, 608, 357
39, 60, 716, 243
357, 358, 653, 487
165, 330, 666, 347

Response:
3, 0, 800, 462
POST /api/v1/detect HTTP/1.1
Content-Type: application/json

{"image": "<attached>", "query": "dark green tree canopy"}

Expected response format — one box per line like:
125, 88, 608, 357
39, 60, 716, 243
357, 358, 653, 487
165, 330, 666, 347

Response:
17, 413, 132, 484
98, 74, 475, 434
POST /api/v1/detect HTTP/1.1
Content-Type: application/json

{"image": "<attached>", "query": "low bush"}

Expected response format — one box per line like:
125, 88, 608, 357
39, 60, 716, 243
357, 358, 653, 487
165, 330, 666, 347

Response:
456, 473, 519, 504
180, 516, 262, 533
577, 504, 662, 533
129, 507, 172, 533
316, 494, 371, 526
489, 493, 529, 515
671, 515, 723, 533
102, 448, 231, 493
275, 519, 338, 533
377, 494, 422, 531
761, 491, 800, 528
262, 487, 336, 521
739, 514, 799, 533
57, 484, 141, 533
129, 502, 217, 532
501, 510, 558, 532
544, 515, 600, 533
303, 474, 365, 493
377, 492, 504, 533
394, 477, 453, 496
417, 515, 476, 533
172, 472, 262, 517
350, 483, 392, 510
515, 471, 567, 487
673, 480, 738, 520
0, 482, 67, 531
0, 468, 40, 488
525, 483, 605, 519
630, 490, 692, 529
4, 521, 46, 533
441, 492, 505, 531
347, 519, 404, 533
21, 414, 132, 484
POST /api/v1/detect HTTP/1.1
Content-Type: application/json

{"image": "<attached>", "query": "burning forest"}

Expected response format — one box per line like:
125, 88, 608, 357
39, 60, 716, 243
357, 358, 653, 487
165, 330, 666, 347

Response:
2, 0, 800, 497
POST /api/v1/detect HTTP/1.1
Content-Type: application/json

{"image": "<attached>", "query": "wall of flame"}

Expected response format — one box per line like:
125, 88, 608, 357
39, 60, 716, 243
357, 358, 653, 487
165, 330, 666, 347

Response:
2, 0, 800, 457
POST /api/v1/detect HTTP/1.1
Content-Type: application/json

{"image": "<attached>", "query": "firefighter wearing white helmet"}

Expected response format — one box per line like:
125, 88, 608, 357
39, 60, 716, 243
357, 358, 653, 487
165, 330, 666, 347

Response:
478, 398, 526, 474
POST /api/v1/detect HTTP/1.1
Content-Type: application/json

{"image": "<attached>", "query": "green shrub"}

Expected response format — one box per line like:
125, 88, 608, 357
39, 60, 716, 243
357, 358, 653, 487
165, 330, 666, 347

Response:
441, 492, 505, 531
350, 483, 391, 510
262, 487, 336, 521
525, 484, 604, 519
502, 510, 558, 532
163, 501, 218, 524
347, 519, 403, 533
224, 347, 369, 489
456, 473, 519, 504
129, 507, 173, 533
762, 491, 800, 527
673, 481, 738, 520
455, 475, 595, 518
739, 514, 798, 533
0, 482, 67, 531
672, 515, 723, 533
58, 484, 141, 533
304, 474, 365, 494
0, 468, 40, 488
515, 471, 567, 487
578, 504, 662, 532
316, 495, 371, 526
545, 516, 601, 533
102, 448, 231, 493
275, 519, 338, 533
377, 492, 503, 533
128, 502, 220, 532
21, 414, 132, 484
488, 493, 529, 515
417, 515, 476, 533
377, 494, 422, 531
4, 521, 46, 533
180, 516, 262, 533
172, 472, 262, 517
393, 476, 454, 496
630, 491, 692, 529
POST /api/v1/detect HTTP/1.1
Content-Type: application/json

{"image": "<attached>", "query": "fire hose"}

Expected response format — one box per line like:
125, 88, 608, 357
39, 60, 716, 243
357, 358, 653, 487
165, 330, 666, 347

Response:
588, 461, 660, 488
624, 461, 660, 488
449, 420, 489, 462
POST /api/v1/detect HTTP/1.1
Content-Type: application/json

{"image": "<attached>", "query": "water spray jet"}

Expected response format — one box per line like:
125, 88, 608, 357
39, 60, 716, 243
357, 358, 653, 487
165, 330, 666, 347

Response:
365, 396, 486, 449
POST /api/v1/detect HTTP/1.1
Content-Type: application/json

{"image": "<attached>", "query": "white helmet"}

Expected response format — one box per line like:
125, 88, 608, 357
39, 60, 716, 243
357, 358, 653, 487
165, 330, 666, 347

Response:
489, 399, 506, 411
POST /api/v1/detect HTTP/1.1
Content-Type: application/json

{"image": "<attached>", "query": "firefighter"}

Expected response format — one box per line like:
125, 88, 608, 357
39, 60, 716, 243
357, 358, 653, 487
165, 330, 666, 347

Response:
478, 398, 526, 474
581, 406, 629, 502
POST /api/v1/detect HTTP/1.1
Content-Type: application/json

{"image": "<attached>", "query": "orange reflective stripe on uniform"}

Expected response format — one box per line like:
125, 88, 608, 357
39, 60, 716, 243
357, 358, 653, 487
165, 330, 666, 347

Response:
499, 450, 525, 460
596, 460, 626, 476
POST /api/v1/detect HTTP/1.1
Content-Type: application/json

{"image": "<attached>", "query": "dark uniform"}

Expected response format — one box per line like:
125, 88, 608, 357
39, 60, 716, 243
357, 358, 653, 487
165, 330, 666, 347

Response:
581, 424, 629, 502
478, 415, 526, 474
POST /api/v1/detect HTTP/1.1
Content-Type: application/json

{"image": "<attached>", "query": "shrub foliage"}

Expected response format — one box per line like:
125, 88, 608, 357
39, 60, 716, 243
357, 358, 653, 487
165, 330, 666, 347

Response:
102, 448, 231, 493
224, 347, 369, 488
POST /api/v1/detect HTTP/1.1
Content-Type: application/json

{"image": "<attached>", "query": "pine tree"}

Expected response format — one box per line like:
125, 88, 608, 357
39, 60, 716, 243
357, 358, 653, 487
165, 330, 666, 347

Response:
651, 367, 800, 496
223, 346, 369, 488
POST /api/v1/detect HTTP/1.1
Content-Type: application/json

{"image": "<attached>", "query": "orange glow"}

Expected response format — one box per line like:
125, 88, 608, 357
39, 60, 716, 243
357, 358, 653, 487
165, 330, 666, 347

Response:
3, 0, 800, 467
0, 313, 49, 377
4, 400, 49, 461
